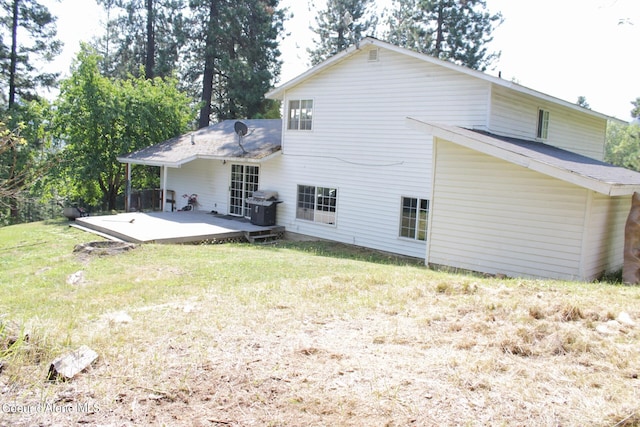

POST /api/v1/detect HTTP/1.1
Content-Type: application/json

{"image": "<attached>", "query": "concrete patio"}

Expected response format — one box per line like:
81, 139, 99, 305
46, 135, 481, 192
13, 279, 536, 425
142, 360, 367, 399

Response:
71, 211, 283, 244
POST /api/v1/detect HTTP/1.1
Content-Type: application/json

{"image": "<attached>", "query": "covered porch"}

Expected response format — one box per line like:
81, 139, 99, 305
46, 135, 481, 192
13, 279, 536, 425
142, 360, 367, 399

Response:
117, 119, 282, 215
72, 211, 284, 244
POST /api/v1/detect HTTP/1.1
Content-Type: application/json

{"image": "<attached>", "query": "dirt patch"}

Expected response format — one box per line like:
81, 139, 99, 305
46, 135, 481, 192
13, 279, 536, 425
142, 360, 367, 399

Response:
73, 241, 136, 256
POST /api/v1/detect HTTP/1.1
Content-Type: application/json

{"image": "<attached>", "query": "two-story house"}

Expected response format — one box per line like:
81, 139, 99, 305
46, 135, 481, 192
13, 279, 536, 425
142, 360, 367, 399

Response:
119, 37, 640, 281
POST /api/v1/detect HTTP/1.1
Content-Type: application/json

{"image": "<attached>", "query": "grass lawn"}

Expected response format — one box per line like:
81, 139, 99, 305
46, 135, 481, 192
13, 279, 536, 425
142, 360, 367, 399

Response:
1, 219, 639, 426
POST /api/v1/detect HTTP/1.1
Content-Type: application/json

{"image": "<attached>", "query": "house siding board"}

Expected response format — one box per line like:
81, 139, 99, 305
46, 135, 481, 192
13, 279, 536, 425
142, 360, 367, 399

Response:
429, 140, 589, 280
490, 86, 606, 160
581, 194, 629, 279
271, 47, 493, 258
167, 159, 228, 213
267, 153, 430, 258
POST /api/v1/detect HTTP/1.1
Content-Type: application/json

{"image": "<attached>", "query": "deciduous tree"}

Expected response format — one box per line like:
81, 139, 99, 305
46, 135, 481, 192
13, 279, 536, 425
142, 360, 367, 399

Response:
54, 45, 194, 210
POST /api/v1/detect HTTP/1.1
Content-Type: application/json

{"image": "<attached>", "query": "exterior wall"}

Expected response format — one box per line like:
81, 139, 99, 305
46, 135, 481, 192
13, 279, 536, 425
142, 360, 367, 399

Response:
267, 46, 492, 258
489, 85, 607, 161
581, 193, 630, 279
165, 159, 230, 213
428, 139, 593, 280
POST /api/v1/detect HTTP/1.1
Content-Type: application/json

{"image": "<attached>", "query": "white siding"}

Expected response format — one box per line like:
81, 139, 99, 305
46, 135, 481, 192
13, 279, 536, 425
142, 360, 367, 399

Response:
166, 159, 229, 213
489, 85, 607, 160
581, 193, 630, 279
429, 139, 591, 280
268, 47, 492, 258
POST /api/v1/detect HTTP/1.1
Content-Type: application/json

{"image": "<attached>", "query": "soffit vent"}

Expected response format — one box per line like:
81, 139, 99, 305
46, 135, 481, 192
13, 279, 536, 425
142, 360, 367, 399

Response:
368, 48, 379, 62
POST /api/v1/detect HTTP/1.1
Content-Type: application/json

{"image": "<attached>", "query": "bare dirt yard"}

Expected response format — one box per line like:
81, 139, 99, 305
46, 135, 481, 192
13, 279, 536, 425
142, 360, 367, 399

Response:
1, 223, 639, 426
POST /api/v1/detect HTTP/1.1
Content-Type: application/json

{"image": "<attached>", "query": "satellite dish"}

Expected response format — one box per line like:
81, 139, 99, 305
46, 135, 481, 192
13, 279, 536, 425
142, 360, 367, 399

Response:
234, 121, 248, 137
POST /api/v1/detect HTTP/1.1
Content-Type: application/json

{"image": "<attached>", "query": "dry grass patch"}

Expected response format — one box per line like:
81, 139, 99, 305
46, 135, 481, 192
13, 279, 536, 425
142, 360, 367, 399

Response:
1, 221, 640, 426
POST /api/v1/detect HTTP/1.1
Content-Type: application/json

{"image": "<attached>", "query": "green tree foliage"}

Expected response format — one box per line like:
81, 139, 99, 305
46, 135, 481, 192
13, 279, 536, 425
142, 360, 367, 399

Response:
0, 100, 54, 223
384, 0, 430, 53
308, 0, 377, 66
96, 0, 186, 79
0, 0, 61, 220
605, 121, 640, 172
0, 0, 62, 108
577, 96, 590, 109
385, 0, 502, 71
186, 0, 285, 127
54, 45, 194, 210
632, 97, 640, 119
0, 119, 26, 214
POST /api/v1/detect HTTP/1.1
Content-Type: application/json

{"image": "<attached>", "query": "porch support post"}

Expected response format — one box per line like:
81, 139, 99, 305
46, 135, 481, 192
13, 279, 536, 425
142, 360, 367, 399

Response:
162, 166, 169, 211
125, 163, 131, 212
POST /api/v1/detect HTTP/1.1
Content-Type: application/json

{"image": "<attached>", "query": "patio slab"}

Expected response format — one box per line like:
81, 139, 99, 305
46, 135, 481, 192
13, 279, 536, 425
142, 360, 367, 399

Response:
72, 211, 276, 244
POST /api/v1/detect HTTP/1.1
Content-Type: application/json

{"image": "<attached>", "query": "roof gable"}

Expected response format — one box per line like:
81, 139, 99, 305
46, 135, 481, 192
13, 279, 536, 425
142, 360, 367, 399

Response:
268, 37, 618, 123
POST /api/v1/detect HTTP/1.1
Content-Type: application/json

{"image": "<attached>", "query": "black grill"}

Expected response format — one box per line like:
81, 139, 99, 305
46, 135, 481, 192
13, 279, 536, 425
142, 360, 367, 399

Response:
246, 190, 280, 226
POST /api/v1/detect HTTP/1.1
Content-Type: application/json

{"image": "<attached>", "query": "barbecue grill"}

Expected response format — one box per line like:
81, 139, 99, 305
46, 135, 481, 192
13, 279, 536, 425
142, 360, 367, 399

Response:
246, 190, 281, 226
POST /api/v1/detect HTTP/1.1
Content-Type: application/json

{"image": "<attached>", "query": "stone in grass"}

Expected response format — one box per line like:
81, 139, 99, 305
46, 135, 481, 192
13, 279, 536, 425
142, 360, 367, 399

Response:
47, 345, 98, 381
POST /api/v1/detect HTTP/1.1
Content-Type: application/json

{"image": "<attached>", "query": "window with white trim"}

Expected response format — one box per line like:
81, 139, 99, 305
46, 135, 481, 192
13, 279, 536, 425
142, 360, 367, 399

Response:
537, 109, 549, 140
399, 197, 429, 241
288, 99, 313, 130
297, 185, 337, 224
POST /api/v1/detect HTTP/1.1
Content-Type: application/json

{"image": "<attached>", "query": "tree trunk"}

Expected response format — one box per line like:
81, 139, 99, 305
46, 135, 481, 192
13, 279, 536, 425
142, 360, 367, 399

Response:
8, 0, 19, 220
198, 0, 218, 128
145, 0, 155, 79
9, 0, 19, 108
434, 3, 444, 57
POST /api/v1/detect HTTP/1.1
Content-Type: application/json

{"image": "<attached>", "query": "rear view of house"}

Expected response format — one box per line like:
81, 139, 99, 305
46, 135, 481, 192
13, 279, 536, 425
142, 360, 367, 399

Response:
120, 37, 640, 281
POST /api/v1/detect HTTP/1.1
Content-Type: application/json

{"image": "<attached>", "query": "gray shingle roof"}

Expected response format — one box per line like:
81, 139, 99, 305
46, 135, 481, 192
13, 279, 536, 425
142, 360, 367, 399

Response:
118, 119, 282, 166
470, 129, 640, 188
408, 118, 640, 196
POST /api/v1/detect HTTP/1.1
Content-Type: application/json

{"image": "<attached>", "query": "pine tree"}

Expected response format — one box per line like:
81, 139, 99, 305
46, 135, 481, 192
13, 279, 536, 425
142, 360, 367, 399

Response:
308, 0, 377, 66
185, 0, 285, 127
385, 0, 430, 53
385, 0, 502, 71
0, 0, 62, 108
0, 0, 61, 220
95, 0, 186, 79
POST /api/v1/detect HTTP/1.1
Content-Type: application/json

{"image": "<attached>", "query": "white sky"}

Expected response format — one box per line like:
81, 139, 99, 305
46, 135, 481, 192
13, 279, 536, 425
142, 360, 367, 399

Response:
43, 0, 640, 121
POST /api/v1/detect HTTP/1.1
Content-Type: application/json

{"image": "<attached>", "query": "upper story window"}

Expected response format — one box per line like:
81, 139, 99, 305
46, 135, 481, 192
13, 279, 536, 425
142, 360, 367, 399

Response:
537, 109, 550, 140
288, 99, 313, 130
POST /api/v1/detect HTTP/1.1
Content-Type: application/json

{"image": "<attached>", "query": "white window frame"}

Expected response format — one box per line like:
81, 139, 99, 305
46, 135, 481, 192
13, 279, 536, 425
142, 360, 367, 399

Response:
296, 185, 337, 225
537, 108, 550, 140
399, 197, 429, 241
288, 99, 313, 130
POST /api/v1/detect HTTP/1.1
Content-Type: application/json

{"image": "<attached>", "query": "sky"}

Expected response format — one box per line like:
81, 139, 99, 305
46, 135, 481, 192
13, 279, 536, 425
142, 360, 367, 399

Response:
42, 0, 640, 121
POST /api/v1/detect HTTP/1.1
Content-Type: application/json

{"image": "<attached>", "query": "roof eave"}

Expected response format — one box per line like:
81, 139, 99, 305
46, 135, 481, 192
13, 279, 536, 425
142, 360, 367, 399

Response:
198, 149, 282, 163
116, 156, 184, 168
407, 117, 640, 196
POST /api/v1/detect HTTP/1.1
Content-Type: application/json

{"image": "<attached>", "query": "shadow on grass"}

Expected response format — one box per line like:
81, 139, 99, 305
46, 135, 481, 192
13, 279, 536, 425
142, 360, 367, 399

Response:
267, 240, 425, 267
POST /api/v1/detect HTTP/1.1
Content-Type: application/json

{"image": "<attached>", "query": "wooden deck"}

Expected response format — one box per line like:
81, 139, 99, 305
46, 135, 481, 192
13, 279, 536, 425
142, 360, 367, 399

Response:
72, 211, 284, 244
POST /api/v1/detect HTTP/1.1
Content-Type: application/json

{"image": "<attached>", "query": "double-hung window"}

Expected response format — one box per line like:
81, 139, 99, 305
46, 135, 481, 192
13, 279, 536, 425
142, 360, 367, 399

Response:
288, 100, 313, 130
537, 109, 550, 140
399, 197, 429, 241
297, 185, 337, 225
